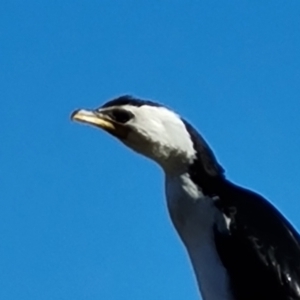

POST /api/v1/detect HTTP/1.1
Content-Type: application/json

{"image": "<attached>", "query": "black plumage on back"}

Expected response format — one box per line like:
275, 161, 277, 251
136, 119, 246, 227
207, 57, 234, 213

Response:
182, 119, 300, 300
214, 181, 300, 300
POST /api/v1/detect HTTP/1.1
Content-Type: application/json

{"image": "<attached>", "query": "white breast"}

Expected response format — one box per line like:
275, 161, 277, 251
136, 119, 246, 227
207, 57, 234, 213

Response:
165, 173, 234, 300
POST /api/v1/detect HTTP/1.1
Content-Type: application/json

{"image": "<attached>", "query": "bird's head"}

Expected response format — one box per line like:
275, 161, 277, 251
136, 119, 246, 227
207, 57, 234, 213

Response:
71, 95, 223, 177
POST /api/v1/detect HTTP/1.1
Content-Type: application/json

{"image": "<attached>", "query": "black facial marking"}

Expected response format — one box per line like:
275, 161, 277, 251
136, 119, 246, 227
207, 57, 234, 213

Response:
106, 109, 134, 124
101, 95, 163, 109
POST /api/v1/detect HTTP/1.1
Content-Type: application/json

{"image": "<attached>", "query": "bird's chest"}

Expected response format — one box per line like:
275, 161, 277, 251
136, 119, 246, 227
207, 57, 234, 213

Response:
165, 174, 233, 300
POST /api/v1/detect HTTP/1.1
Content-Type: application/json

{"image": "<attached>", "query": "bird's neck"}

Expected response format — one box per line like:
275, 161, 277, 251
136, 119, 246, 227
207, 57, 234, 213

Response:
157, 143, 225, 196
162, 161, 225, 197
164, 171, 233, 300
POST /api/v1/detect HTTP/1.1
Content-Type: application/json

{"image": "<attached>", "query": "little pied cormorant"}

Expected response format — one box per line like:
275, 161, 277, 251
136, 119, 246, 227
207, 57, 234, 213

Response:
71, 95, 300, 300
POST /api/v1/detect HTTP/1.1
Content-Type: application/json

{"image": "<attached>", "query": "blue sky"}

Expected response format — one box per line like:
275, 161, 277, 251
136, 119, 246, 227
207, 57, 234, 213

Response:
1, 1, 300, 299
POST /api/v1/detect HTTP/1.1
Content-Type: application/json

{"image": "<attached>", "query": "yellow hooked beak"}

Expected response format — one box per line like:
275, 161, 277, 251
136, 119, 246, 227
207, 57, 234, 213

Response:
71, 109, 129, 139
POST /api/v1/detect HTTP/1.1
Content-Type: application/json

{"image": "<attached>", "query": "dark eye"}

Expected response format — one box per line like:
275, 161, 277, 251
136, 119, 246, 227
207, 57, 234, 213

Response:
108, 109, 134, 124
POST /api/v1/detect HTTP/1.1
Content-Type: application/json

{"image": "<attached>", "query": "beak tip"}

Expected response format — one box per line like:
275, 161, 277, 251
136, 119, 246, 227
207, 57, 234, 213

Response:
70, 109, 80, 121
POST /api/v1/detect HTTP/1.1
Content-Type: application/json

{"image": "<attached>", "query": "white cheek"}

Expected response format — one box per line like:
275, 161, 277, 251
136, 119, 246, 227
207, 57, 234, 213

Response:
120, 105, 197, 169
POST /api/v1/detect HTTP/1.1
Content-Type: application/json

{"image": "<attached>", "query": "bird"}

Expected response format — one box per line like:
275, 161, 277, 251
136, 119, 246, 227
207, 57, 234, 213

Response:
71, 95, 300, 300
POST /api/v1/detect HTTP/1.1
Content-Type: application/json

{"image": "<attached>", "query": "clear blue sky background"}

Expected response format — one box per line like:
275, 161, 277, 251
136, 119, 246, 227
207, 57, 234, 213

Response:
1, 1, 300, 299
